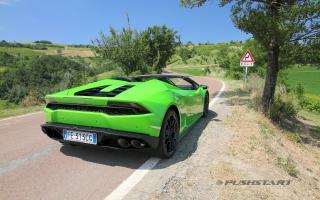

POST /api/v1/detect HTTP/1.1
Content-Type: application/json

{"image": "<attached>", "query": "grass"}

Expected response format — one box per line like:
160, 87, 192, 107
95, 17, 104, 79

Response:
298, 110, 320, 126
277, 156, 299, 177
0, 47, 43, 57
285, 131, 302, 143
40, 46, 94, 57
96, 70, 121, 80
0, 100, 44, 119
284, 66, 320, 95
171, 68, 206, 76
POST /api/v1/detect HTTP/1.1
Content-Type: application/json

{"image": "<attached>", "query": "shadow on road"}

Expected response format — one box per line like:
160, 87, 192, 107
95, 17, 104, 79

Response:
60, 110, 219, 169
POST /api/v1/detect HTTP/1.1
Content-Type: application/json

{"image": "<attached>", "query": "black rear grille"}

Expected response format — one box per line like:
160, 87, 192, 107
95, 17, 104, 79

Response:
46, 103, 145, 115
75, 85, 134, 97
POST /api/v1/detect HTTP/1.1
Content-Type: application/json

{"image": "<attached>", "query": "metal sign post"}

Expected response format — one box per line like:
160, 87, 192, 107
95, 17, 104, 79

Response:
240, 50, 255, 83
244, 66, 248, 83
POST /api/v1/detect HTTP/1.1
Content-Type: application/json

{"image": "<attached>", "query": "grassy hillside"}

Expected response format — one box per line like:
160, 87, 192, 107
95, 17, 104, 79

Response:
284, 66, 320, 95
0, 40, 319, 121
0, 47, 43, 57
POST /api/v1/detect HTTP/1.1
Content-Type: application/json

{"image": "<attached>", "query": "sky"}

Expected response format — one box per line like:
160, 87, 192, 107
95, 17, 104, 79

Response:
0, 0, 251, 44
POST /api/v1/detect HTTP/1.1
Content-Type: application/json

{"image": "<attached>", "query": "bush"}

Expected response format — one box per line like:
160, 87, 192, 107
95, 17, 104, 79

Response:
294, 83, 304, 99
0, 55, 86, 104
299, 94, 320, 113
269, 96, 297, 122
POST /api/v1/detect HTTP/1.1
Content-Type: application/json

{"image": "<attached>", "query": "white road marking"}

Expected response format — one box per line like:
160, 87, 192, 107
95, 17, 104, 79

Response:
105, 80, 225, 200
209, 80, 225, 109
0, 111, 42, 122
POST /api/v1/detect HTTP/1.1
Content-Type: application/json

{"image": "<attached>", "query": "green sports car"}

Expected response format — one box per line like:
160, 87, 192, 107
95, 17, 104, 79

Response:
41, 74, 209, 158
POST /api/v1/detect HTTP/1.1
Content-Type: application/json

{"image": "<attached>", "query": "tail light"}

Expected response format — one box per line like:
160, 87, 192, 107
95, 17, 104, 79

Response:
46, 98, 56, 104
107, 101, 150, 115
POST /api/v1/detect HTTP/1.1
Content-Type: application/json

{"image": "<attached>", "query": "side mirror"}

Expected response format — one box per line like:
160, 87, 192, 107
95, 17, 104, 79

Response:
200, 84, 208, 90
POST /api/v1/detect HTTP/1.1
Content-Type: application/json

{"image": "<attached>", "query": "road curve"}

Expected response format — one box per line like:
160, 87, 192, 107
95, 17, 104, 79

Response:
0, 77, 222, 200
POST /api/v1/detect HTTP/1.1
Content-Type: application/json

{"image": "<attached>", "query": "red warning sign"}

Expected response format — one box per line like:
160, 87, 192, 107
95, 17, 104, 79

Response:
240, 50, 255, 67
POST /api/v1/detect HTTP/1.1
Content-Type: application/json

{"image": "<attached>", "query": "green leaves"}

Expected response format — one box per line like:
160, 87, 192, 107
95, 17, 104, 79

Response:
0, 55, 86, 103
94, 24, 180, 75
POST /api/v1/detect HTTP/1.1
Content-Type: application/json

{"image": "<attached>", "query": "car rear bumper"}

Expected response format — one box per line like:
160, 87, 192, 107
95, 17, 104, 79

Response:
41, 122, 159, 149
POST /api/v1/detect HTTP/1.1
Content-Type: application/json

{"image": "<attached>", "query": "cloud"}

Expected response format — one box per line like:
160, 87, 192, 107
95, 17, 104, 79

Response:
0, 0, 17, 5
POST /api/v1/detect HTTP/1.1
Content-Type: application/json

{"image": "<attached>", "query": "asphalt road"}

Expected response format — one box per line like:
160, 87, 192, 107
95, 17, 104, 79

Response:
0, 77, 222, 200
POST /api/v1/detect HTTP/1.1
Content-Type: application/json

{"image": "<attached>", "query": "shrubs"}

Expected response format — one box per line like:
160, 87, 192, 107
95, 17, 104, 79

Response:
299, 94, 320, 113
0, 55, 86, 104
277, 156, 299, 177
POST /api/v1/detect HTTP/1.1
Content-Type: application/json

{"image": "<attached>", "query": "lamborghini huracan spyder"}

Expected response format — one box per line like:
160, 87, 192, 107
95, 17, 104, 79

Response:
41, 74, 209, 158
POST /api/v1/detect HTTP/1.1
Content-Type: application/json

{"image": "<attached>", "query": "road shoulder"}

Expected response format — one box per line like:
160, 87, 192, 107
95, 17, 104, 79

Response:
124, 80, 320, 200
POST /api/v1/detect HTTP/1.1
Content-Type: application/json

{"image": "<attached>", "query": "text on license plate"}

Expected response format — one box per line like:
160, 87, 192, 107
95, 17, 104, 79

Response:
63, 130, 97, 144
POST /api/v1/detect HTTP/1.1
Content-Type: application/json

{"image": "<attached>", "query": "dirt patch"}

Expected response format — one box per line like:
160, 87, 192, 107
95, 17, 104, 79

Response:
222, 100, 320, 199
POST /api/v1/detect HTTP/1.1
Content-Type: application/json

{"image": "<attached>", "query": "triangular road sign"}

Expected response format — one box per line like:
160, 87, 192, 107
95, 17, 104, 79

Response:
240, 50, 255, 62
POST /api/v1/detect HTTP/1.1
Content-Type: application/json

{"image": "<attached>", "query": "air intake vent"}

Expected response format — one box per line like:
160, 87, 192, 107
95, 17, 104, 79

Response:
75, 85, 134, 97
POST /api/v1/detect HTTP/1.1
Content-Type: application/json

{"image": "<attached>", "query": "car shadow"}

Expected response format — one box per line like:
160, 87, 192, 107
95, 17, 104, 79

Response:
154, 110, 219, 169
59, 110, 219, 169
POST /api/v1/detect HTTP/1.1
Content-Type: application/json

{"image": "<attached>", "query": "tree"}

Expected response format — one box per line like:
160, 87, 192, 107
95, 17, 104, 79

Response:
94, 16, 180, 75
142, 26, 180, 73
178, 45, 194, 63
181, 0, 320, 113
93, 25, 146, 76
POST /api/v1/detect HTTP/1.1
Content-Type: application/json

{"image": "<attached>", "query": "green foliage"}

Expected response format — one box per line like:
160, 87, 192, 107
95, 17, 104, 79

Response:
34, 40, 52, 44
204, 66, 211, 75
285, 131, 302, 143
299, 94, 320, 113
94, 25, 147, 75
277, 156, 299, 177
213, 39, 267, 79
0, 52, 15, 66
181, 0, 320, 113
177, 45, 194, 63
0, 55, 86, 103
94, 22, 179, 75
142, 25, 180, 73
294, 83, 304, 99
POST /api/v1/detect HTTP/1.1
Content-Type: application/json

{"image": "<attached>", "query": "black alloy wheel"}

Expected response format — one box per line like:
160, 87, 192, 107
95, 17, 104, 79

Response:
202, 93, 209, 118
157, 109, 179, 158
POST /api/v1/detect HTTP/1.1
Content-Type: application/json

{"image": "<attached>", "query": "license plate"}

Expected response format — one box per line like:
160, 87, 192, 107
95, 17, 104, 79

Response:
63, 130, 97, 145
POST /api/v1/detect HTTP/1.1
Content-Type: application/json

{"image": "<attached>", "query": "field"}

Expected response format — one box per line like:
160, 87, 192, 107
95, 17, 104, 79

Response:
0, 100, 43, 119
0, 45, 94, 58
284, 66, 320, 95
0, 47, 43, 57
171, 67, 206, 76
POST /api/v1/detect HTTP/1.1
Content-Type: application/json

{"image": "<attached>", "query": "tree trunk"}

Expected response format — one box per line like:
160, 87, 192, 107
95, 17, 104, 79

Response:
261, 43, 280, 113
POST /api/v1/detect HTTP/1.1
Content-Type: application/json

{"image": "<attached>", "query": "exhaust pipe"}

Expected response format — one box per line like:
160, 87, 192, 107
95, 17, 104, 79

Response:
117, 138, 130, 148
130, 140, 146, 149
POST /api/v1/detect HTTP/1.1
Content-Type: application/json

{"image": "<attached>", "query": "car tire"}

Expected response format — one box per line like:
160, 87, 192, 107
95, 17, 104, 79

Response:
156, 109, 180, 158
202, 92, 209, 118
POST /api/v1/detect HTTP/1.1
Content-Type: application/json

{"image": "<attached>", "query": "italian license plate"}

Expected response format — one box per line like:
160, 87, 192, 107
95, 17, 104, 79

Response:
63, 130, 97, 145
